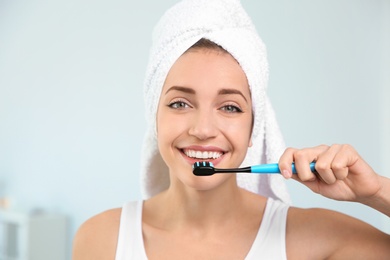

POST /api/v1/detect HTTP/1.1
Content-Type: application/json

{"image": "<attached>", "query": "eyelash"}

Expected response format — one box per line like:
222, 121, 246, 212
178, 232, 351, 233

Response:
220, 104, 243, 113
167, 99, 191, 109
167, 100, 243, 113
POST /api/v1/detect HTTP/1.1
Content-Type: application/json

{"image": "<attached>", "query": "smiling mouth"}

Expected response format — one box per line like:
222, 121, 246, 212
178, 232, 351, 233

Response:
182, 149, 224, 160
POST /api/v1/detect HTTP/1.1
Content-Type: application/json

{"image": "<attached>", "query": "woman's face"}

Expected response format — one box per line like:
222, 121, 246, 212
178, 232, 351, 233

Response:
157, 48, 253, 191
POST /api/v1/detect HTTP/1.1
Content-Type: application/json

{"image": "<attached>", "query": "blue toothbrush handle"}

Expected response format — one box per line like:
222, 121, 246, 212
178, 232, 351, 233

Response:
291, 162, 316, 174
250, 162, 316, 174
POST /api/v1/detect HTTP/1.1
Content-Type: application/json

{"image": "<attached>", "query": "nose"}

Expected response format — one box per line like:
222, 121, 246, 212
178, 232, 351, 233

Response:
188, 109, 218, 140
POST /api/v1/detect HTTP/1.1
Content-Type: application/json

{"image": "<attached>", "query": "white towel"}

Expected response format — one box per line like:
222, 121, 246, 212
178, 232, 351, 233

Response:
141, 0, 290, 203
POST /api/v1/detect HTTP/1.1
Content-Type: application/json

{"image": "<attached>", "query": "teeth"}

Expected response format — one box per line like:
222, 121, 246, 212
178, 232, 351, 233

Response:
184, 150, 223, 159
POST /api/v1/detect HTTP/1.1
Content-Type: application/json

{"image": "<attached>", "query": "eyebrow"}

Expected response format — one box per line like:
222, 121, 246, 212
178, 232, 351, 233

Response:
165, 86, 248, 102
165, 86, 195, 95
218, 88, 248, 102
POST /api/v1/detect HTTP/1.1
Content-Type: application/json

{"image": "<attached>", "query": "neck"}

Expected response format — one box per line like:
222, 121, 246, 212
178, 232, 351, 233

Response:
172, 183, 241, 223
145, 177, 261, 231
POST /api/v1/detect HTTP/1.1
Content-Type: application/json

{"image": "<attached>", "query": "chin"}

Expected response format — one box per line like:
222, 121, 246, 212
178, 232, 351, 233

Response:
182, 172, 235, 192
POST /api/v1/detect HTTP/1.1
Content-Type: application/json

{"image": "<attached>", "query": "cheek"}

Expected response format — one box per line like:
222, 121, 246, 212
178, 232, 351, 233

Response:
156, 107, 186, 146
156, 104, 172, 135
220, 115, 252, 142
156, 108, 173, 163
156, 108, 168, 143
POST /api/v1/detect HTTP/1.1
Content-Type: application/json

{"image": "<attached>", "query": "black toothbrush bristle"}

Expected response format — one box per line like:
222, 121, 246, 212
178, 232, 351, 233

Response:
193, 161, 215, 176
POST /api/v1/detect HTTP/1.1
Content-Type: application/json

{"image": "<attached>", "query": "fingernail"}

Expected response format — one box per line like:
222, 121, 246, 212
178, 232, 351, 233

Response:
282, 170, 292, 179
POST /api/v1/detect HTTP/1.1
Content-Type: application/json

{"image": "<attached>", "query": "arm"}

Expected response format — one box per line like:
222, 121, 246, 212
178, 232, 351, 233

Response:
72, 208, 121, 260
287, 207, 390, 259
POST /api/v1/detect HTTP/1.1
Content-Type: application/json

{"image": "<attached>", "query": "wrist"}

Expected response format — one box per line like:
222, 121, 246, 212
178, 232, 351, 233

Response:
360, 175, 390, 217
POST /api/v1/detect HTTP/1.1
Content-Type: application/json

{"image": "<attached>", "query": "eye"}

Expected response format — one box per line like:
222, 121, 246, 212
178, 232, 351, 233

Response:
220, 104, 243, 113
168, 100, 191, 110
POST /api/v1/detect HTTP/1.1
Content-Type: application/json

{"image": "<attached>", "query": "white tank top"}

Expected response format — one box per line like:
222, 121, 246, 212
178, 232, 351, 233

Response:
115, 198, 288, 260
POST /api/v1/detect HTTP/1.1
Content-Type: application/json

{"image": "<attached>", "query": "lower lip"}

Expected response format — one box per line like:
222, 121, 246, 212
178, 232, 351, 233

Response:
180, 149, 224, 166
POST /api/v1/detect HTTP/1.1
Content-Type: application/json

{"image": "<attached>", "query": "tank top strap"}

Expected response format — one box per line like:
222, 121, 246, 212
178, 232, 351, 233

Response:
115, 200, 148, 260
245, 198, 289, 260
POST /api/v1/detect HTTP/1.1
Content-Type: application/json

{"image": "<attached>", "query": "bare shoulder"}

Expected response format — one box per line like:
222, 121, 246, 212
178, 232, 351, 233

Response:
72, 208, 122, 260
286, 207, 390, 259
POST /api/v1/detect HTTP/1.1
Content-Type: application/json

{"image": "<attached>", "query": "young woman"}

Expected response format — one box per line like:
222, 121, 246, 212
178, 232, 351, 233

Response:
72, 1, 390, 259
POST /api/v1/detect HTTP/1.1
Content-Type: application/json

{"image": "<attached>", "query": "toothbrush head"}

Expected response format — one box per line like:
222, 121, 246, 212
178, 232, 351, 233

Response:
192, 161, 215, 176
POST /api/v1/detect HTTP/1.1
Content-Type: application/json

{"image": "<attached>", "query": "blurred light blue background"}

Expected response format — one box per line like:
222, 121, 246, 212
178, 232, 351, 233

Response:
1, 0, 389, 258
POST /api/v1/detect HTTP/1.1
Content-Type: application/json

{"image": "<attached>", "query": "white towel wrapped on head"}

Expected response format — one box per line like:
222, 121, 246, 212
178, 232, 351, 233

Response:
141, 0, 290, 203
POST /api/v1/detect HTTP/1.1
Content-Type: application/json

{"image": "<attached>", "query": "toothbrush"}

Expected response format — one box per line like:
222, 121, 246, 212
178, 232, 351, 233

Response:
192, 161, 316, 176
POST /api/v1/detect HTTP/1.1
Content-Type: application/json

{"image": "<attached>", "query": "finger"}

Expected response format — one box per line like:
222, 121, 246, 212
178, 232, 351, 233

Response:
279, 147, 296, 178
294, 160, 317, 182
330, 144, 355, 180
314, 144, 343, 184
291, 173, 322, 195
293, 148, 320, 182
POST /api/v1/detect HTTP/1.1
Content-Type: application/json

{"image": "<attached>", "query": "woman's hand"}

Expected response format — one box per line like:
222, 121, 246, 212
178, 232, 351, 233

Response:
278, 144, 382, 203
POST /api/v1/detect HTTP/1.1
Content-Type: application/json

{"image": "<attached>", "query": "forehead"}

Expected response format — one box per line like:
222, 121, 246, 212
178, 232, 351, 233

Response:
163, 48, 250, 95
